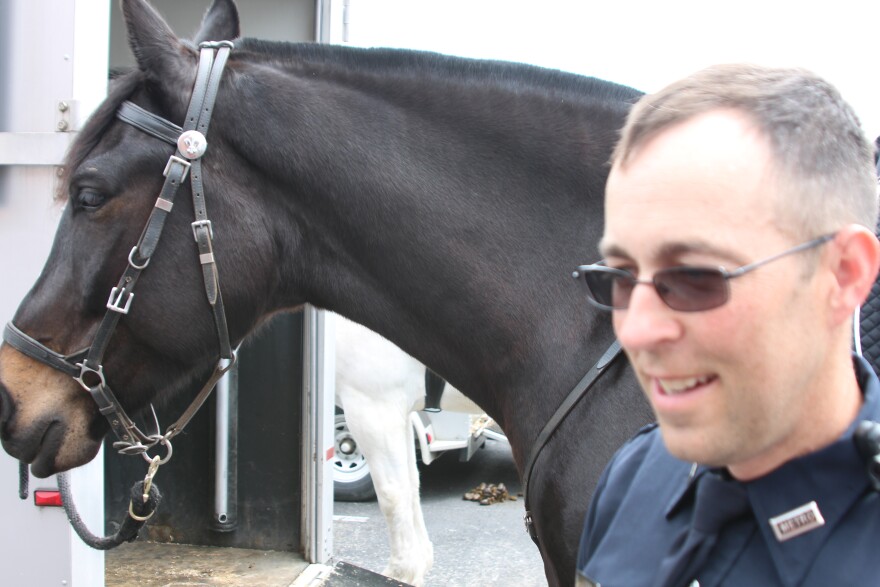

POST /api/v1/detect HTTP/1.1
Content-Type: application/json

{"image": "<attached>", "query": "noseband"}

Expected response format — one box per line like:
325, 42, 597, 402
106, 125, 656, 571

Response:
3, 41, 236, 465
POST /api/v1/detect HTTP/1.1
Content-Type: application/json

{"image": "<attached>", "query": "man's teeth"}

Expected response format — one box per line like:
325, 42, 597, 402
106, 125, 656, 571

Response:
658, 376, 712, 395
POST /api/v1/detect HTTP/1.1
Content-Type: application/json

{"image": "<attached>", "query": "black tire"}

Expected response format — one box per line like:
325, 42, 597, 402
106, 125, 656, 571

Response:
333, 409, 377, 501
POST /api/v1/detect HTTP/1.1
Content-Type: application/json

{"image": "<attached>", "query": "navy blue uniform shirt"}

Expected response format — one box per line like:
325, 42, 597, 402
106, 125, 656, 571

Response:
576, 355, 880, 587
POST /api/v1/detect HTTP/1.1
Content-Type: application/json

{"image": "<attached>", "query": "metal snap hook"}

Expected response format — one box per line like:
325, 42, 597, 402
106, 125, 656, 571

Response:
142, 454, 161, 502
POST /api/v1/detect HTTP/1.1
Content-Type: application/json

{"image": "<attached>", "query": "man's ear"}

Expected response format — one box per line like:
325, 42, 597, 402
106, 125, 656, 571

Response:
827, 225, 880, 326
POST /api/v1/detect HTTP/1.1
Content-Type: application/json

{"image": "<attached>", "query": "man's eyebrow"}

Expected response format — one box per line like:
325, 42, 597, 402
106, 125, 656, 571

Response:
598, 240, 628, 260
598, 239, 746, 265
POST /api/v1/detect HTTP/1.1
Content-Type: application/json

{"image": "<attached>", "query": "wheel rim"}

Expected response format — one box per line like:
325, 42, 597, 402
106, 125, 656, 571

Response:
333, 414, 370, 482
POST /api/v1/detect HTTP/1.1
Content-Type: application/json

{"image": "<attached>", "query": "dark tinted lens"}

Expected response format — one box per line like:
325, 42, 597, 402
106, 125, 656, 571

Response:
654, 267, 729, 311
583, 268, 635, 309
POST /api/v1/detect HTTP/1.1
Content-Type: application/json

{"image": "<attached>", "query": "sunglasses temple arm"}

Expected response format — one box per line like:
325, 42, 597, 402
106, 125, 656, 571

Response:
726, 233, 836, 278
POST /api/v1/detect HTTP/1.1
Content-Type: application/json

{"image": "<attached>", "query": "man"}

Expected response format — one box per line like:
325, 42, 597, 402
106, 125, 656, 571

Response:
574, 64, 880, 586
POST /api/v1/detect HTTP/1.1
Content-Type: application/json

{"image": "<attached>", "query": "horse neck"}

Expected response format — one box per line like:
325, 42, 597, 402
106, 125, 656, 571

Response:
216, 44, 632, 463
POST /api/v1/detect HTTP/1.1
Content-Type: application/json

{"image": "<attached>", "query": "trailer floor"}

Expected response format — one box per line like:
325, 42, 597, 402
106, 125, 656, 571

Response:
105, 542, 310, 587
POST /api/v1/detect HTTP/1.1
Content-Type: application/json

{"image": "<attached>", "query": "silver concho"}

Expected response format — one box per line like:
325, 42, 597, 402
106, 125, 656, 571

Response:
177, 130, 208, 160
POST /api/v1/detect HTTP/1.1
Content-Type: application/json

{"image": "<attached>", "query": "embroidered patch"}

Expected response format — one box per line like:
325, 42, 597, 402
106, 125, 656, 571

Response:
768, 500, 825, 542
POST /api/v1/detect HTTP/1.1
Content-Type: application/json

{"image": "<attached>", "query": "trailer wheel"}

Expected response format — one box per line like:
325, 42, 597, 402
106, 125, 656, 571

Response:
333, 409, 377, 501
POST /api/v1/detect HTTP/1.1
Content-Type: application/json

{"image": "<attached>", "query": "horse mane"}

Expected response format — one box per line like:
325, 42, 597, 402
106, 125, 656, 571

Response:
60, 40, 641, 202
58, 70, 145, 201
234, 38, 642, 105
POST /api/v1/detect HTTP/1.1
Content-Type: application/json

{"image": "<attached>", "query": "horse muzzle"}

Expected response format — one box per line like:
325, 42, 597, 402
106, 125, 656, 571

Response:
0, 343, 103, 477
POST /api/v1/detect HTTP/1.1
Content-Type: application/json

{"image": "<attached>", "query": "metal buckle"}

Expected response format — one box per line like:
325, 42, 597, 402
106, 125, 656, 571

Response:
74, 361, 106, 392
163, 155, 191, 181
107, 286, 134, 314
191, 219, 214, 241
128, 246, 149, 270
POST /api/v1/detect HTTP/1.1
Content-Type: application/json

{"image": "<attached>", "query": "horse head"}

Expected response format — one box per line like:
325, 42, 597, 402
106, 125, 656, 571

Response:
0, 0, 266, 477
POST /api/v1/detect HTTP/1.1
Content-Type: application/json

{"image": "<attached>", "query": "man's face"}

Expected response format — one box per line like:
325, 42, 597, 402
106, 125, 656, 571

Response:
602, 109, 834, 479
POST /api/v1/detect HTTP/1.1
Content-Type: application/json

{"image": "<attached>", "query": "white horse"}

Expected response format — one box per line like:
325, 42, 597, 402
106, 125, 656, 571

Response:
334, 314, 483, 586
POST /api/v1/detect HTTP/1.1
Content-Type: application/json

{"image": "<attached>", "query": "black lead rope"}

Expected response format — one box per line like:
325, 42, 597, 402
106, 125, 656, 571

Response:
58, 471, 162, 550
18, 461, 28, 500
17, 462, 162, 550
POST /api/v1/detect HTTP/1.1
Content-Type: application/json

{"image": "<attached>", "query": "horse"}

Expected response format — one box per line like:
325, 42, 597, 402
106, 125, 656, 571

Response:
0, 0, 655, 584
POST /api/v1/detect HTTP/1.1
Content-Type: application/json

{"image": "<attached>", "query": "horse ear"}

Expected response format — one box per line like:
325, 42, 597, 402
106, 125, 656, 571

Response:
121, 0, 187, 77
194, 0, 240, 43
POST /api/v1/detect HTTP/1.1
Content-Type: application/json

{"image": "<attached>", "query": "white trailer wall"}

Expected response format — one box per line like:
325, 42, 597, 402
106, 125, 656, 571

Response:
0, 1, 110, 586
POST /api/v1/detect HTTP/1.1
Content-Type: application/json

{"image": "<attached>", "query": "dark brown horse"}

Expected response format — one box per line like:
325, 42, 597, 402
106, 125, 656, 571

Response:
0, 0, 653, 583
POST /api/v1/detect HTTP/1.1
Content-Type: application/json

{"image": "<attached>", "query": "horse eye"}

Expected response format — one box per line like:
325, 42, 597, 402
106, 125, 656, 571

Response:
77, 189, 107, 211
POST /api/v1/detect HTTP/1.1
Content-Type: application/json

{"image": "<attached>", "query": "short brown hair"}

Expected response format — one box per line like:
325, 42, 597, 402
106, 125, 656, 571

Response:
613, 64, 878, 237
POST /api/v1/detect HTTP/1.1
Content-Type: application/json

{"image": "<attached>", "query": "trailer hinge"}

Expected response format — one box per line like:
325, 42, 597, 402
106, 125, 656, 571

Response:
56, 100, 81, 132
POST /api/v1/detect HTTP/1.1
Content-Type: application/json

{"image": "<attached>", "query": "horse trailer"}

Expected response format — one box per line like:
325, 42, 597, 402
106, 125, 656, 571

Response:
0, 1, 342, 584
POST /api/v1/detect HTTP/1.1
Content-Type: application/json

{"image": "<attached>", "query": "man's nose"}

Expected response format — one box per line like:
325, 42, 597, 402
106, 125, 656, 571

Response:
613, 283, 683, 350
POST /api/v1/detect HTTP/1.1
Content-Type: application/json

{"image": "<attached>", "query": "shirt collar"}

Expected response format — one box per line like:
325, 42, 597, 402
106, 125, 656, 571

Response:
665, 355, 880, 583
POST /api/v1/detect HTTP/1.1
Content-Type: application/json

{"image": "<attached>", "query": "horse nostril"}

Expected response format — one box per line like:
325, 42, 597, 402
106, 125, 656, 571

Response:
0, 382, 13, 439
0, 380, 13, 429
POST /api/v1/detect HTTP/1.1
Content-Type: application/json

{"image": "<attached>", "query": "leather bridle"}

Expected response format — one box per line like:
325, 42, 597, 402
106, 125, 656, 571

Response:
521, 339, 622, 546
3, 41, 236, 467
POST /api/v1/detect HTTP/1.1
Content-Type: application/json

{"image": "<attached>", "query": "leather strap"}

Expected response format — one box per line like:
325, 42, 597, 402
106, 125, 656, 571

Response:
187, 43, 234, 360
116, 102, 181, 145
2, 323, 87, 378
522, 339, 623, 543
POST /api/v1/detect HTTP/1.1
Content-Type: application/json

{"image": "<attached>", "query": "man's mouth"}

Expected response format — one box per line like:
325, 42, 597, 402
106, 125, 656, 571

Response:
657, 375, 716, 395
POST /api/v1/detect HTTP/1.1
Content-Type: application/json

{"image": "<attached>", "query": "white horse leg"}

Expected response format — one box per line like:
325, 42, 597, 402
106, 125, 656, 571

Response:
334, 316, 434, 585
339, 386, 434, 586
403, 414, 434, 579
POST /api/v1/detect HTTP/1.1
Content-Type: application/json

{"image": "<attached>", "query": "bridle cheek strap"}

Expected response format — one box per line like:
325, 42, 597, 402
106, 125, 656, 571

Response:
2, 41, 236, 461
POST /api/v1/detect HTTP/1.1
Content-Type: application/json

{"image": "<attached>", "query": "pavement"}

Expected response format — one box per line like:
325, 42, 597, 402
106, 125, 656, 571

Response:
331, 437, 548, 587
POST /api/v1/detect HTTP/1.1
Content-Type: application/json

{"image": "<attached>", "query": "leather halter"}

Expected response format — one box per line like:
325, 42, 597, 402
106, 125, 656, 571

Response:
3, 41, 236, 463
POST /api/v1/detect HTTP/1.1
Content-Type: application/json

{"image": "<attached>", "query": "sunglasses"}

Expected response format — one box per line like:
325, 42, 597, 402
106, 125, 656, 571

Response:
573, 233, 836, 312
